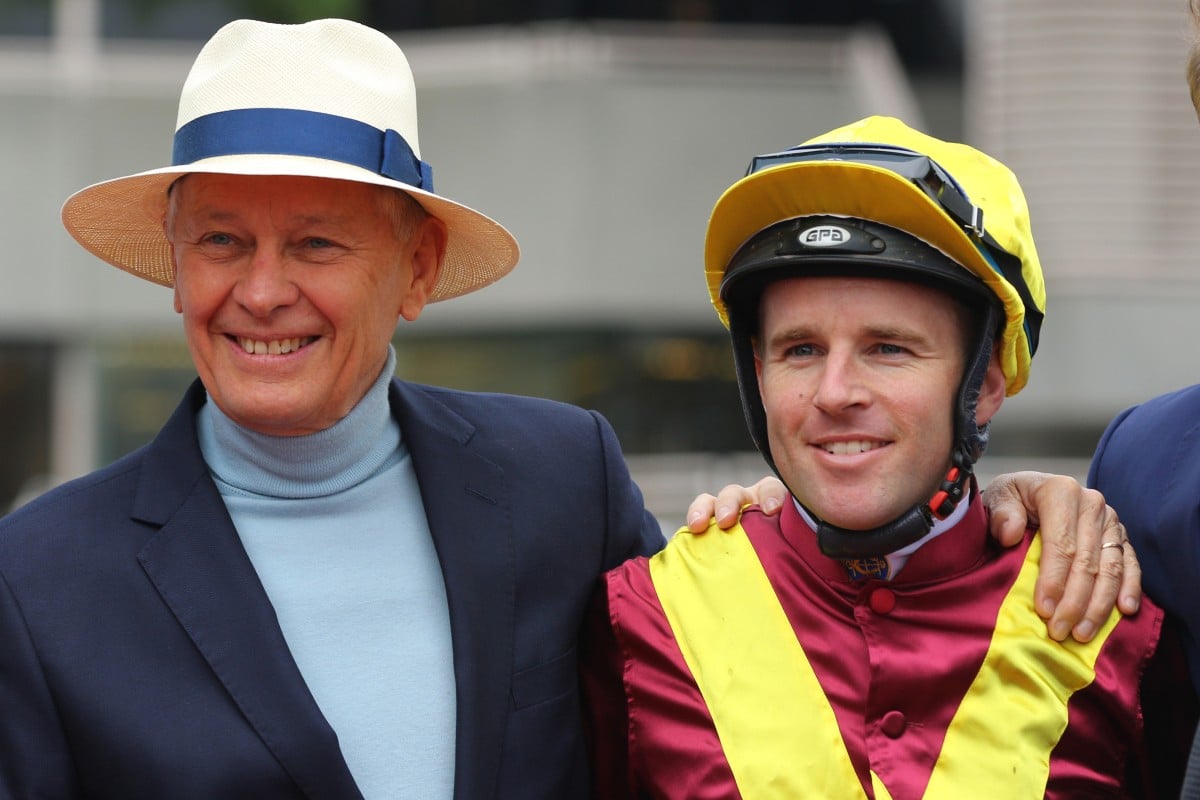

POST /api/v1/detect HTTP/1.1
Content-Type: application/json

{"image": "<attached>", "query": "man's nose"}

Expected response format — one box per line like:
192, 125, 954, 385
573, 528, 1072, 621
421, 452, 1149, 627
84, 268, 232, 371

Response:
232, 249, 301, 317
811, 354, 870, 413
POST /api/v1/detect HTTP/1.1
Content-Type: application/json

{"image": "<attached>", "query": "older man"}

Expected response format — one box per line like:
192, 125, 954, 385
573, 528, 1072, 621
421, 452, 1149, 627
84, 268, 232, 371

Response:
1088, 0, 1200, 699
0, 18, 1138, 800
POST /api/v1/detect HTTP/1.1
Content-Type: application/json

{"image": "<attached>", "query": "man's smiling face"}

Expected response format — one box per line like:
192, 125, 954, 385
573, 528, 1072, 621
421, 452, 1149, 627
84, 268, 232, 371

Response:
755, 275, 986, 530
167, 173, 441, 436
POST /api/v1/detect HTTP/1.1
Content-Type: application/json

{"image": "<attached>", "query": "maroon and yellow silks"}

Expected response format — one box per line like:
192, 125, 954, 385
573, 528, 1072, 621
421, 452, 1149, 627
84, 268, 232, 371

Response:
649, 523, 1120, 799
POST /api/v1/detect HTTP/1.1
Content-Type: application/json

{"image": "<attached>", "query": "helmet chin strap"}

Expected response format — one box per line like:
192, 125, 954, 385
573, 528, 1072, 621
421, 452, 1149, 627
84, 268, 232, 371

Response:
814, 444, 974, 559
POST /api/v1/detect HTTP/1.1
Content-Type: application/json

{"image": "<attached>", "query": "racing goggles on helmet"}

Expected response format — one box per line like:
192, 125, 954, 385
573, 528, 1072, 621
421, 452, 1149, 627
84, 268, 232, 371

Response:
748, 142, 984, 238
745, 142, 1042, 356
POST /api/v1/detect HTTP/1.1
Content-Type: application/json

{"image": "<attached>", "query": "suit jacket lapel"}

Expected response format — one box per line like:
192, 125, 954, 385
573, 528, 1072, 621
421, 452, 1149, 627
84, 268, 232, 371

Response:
131, 381, 362, 800
390, 381, 514, 800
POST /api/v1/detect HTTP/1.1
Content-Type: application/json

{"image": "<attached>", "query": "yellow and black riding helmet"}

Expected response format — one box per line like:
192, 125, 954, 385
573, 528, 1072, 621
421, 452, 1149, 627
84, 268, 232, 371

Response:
704, 116, 1047, 558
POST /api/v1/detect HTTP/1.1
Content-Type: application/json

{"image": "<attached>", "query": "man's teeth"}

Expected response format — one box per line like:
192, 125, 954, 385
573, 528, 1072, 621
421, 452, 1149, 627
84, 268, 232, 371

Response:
823, 440, 883, 455
238, 336, 313, 355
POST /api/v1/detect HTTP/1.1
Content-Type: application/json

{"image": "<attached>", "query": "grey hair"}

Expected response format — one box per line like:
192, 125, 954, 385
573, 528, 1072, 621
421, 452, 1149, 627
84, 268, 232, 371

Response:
374, 187, 429, 242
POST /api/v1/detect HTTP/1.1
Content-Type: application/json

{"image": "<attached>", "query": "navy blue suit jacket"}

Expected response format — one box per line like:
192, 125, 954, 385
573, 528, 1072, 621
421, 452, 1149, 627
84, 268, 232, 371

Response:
0, 378, 664, 799
1089, 383, 1200, 694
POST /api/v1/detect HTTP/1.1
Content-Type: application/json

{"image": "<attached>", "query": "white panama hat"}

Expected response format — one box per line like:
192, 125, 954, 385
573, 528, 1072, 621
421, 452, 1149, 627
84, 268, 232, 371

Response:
61, 17, 519, 302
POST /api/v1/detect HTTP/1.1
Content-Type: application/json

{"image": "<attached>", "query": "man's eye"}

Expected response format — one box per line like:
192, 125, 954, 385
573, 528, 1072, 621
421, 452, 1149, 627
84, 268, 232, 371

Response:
203, 232, 234, 246
306, 238, 333, 249
877, 343, 908, 355
785, 344, 817, 357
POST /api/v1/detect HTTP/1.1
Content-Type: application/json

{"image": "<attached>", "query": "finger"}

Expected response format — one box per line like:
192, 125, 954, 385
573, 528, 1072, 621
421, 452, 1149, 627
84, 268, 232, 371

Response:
1028, 477, 1094, 622
1039, 529, 1085, 640
686, 493, 718, 532
713, 484, 753, 528
752, 476, 787, 515
987, 505, 1029, 548
1036, 479, 1114, 617
687, 479, 785, 532
988, 489, 1036, 551
1068, 535, 1128, 642
1040, 489, 1115, 640
981, 471, 1048, 547
1117, 520, 1142, 615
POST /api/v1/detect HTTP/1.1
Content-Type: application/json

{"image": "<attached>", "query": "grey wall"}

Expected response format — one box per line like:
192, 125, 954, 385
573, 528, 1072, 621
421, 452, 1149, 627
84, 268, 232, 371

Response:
0, 23, 920, 335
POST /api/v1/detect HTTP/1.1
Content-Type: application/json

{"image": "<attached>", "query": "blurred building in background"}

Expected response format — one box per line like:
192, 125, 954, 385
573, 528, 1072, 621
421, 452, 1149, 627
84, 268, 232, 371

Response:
1, 0, 1197, 524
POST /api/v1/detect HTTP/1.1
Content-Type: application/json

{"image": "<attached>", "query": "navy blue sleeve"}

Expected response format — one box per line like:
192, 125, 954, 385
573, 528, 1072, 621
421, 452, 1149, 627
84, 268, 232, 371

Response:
1089, 386, 1200, 695
589, 409, 666, 570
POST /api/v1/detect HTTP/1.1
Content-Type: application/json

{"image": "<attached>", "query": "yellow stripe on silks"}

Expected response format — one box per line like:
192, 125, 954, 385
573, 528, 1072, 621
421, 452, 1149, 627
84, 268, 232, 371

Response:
650, 525, 1121, 799
650, 523, 871, 800
922, 534, 1120, 798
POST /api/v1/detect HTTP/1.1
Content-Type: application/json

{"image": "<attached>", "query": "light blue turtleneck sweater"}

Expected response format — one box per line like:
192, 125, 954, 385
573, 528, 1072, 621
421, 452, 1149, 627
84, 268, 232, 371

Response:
197, 347, 455, 799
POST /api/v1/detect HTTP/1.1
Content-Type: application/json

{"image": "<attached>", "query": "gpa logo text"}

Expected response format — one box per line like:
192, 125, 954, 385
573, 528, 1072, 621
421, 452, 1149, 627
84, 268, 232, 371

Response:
799, 225, 851, 247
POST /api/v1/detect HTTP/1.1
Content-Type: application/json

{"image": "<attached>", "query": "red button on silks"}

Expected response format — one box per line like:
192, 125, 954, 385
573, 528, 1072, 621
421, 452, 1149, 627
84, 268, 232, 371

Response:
869, 587, 896, 614
880, 710, 907, 738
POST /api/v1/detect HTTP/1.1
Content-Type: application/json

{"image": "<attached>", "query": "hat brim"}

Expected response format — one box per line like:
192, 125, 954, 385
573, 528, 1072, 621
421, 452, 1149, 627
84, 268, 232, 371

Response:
61, 153, 519, 302
704, 161, 1024, 335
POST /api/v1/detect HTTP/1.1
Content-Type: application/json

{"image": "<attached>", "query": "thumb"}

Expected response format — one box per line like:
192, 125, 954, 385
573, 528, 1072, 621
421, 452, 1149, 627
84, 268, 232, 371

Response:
982, 474, 1033, 547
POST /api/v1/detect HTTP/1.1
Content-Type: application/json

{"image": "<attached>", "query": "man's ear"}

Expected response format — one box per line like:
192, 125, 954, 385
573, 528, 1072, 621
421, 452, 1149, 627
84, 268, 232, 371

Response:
162, 215, 184, 315
975, 345, 1007, 426
399, 215, 448, 322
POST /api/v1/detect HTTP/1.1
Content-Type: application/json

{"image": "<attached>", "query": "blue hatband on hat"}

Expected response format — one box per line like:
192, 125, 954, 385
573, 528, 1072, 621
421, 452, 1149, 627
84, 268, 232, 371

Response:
172, 107, 434, 191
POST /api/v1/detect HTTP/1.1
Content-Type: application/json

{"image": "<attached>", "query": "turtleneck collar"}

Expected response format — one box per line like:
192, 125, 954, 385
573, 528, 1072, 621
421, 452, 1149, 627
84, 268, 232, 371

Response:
197, 346, 402, 499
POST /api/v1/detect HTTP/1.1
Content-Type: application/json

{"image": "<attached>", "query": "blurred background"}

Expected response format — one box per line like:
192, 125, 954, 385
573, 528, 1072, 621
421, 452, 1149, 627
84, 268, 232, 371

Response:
1, 0, 1198, 526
